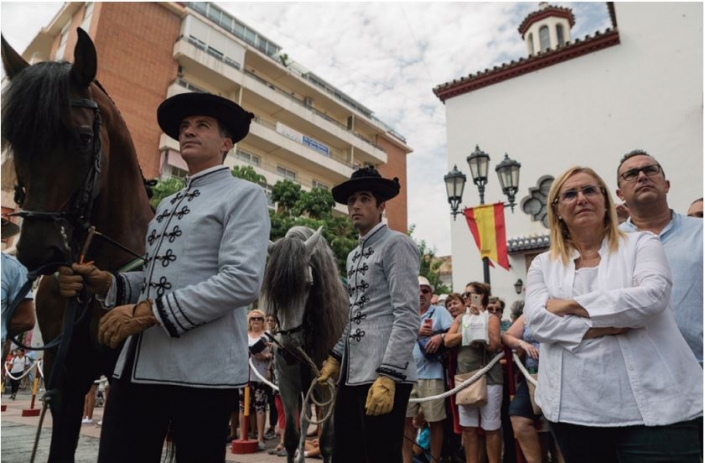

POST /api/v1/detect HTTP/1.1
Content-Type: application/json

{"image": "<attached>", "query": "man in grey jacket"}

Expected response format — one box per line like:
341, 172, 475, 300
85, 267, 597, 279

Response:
318, 166, 420, 463
57, 93, 270, 462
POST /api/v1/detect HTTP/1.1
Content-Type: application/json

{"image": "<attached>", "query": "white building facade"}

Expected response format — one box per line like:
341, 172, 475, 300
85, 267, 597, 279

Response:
435, 2, 703, 310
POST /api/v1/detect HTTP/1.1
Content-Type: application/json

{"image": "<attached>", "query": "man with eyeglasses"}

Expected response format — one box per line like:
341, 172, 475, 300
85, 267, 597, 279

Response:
487, 297, 505, 319
616, 149, 703, 368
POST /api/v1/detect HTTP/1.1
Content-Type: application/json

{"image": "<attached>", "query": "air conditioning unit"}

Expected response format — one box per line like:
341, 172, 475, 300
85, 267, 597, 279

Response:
304, 97, 313, 108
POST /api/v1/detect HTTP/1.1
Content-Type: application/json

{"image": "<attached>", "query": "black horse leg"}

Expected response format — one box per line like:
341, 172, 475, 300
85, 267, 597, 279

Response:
45, 309, 102, 463
277, 357, 303, 463
46, 376, 92, 463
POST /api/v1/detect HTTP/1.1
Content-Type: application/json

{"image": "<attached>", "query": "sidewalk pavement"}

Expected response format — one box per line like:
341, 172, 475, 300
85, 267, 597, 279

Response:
1, 389, 316, 462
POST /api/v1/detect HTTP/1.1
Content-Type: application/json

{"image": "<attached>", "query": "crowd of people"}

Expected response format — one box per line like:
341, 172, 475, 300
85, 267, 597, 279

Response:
1, 86, 700, 463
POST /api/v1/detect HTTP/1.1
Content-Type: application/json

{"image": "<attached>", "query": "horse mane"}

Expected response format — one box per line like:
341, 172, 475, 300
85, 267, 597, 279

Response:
1, 61, 74, 161
262, 226, 349, 366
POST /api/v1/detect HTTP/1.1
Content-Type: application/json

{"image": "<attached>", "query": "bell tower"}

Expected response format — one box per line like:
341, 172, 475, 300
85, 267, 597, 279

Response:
519, 2, 576, 56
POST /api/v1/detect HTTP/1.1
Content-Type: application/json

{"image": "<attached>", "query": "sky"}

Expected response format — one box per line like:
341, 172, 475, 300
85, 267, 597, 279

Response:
0, 2, 610, 256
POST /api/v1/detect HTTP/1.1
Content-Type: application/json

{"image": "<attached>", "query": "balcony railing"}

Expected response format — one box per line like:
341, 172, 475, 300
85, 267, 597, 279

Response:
243, 69, 387, 153
234, 148, 330, 190
180, 35, 241, 71
251, 117, 354, 169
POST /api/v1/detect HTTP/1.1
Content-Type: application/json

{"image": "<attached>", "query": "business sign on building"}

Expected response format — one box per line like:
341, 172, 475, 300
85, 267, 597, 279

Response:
303, 135, 330, 157
276, 122, 330, 157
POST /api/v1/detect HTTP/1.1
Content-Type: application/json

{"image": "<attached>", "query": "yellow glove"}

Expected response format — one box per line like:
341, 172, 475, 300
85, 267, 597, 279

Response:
365, 375, 396, 416
57, 264, 112, 298
98, 300, 159, 349
317, 356, 340, 384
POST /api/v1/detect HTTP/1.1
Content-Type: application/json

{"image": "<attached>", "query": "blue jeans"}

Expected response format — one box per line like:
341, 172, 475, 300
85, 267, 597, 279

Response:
549, 418, 701, 463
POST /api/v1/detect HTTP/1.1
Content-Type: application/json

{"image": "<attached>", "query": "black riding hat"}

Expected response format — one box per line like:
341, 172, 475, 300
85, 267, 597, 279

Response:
332, 166, 400, 204
157, 92, 254, 142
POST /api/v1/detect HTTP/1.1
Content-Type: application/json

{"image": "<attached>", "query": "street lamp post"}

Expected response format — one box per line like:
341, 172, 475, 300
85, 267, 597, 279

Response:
445, 145, 521, 285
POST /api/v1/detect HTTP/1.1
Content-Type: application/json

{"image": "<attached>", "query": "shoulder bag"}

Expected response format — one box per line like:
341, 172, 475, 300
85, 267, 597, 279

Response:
454, 347, 488, 407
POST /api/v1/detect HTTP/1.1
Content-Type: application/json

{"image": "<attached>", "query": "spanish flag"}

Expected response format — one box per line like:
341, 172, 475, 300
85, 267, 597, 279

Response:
464, 203, 509, 270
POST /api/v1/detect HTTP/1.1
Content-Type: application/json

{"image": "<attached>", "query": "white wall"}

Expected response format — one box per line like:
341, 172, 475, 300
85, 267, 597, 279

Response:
445, 3, 703, 307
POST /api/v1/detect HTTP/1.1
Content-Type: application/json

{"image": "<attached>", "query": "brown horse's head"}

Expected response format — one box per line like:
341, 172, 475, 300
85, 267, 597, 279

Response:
2, 29, 111, 273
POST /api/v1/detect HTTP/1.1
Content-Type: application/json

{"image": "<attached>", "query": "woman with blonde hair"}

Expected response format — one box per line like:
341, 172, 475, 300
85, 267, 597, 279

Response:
525, 166, 702, 462
239, 309, 274, 450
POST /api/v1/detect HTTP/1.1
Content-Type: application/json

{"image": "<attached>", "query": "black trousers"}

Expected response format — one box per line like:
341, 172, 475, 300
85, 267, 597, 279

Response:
549, 418, 701, 463
333, 382, 412, 463
9, 377, 20, 395
97, 374, 238, 463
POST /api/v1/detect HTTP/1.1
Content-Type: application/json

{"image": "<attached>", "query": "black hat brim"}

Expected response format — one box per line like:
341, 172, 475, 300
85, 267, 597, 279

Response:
157, 93, 254, 142
332, 177, 400, 204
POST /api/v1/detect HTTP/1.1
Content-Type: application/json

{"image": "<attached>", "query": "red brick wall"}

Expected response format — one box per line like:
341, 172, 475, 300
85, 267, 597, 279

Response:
90, 3, 182, 178
376, 139, 410, 233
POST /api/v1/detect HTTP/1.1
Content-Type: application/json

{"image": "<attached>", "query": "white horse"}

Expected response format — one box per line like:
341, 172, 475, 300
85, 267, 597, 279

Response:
261, 226, 348, 463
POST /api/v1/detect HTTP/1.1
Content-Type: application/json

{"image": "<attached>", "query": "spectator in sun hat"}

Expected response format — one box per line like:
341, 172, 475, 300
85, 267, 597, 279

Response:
403, 276, 454, 463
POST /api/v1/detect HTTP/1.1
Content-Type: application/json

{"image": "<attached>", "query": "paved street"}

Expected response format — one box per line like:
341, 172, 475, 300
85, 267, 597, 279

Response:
1, 389, 311, 462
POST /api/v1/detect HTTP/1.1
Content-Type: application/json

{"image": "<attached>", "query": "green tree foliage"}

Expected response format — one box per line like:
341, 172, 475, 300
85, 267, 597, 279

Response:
408, 225, 450, 294
271, 180, 302, 216
231, 165, 267, 185
149, 177, 184, 208
293, 187, 336, 219
269, 185, 357, 275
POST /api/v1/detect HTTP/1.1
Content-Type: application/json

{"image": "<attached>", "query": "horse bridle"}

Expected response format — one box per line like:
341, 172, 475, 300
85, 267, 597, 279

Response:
11, 96, 103, 262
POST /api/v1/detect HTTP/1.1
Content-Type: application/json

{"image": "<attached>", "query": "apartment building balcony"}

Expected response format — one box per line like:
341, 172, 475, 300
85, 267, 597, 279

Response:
241, 70, 387, 166
228, 154, 348, 216
248, 118, 354, 180
157, 95, 354, 181
173, 36, 389, 166
173, 35, 245, 94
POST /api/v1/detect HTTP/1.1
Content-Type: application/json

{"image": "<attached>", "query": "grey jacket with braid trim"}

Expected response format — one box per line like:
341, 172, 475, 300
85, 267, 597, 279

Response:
106, 166, 270, 388
332, 223, 420, 385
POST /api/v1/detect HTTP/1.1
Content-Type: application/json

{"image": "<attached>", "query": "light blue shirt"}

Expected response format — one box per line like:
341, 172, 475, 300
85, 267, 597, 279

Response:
413, 304, 454, 379
1, 253, 33, 345
621, 211, 703, 364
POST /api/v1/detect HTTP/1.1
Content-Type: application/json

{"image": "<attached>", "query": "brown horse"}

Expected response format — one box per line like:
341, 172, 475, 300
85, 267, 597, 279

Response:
1, 29, 153, 462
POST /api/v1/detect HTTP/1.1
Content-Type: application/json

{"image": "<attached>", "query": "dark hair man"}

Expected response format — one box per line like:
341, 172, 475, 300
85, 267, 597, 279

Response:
57, 93, 270, 462
318, 166, 420, 463
616, 149, 702, 366
687, 198, 703, 218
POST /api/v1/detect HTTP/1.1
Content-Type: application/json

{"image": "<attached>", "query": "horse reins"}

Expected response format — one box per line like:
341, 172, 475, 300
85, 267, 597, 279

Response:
5, 93, 144, 463
12, 97, 102, 234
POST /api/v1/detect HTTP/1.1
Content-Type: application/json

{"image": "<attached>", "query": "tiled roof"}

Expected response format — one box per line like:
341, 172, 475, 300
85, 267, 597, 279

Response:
507, 234, 550, 253
433, 28, 620, 102
518, 5, 576, 37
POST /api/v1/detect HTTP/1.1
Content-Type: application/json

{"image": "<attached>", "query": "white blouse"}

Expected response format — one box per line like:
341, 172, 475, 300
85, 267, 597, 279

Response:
248, 333, 271, 383
525, 231, 702, 427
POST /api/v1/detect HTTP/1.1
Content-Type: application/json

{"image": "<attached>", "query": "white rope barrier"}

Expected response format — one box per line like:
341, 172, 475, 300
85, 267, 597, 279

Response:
409, 350, 505, 403
252, 347, 538, 408
248, 357, 279, 391
4, 360, 40, 381
512, 351, 538, 387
